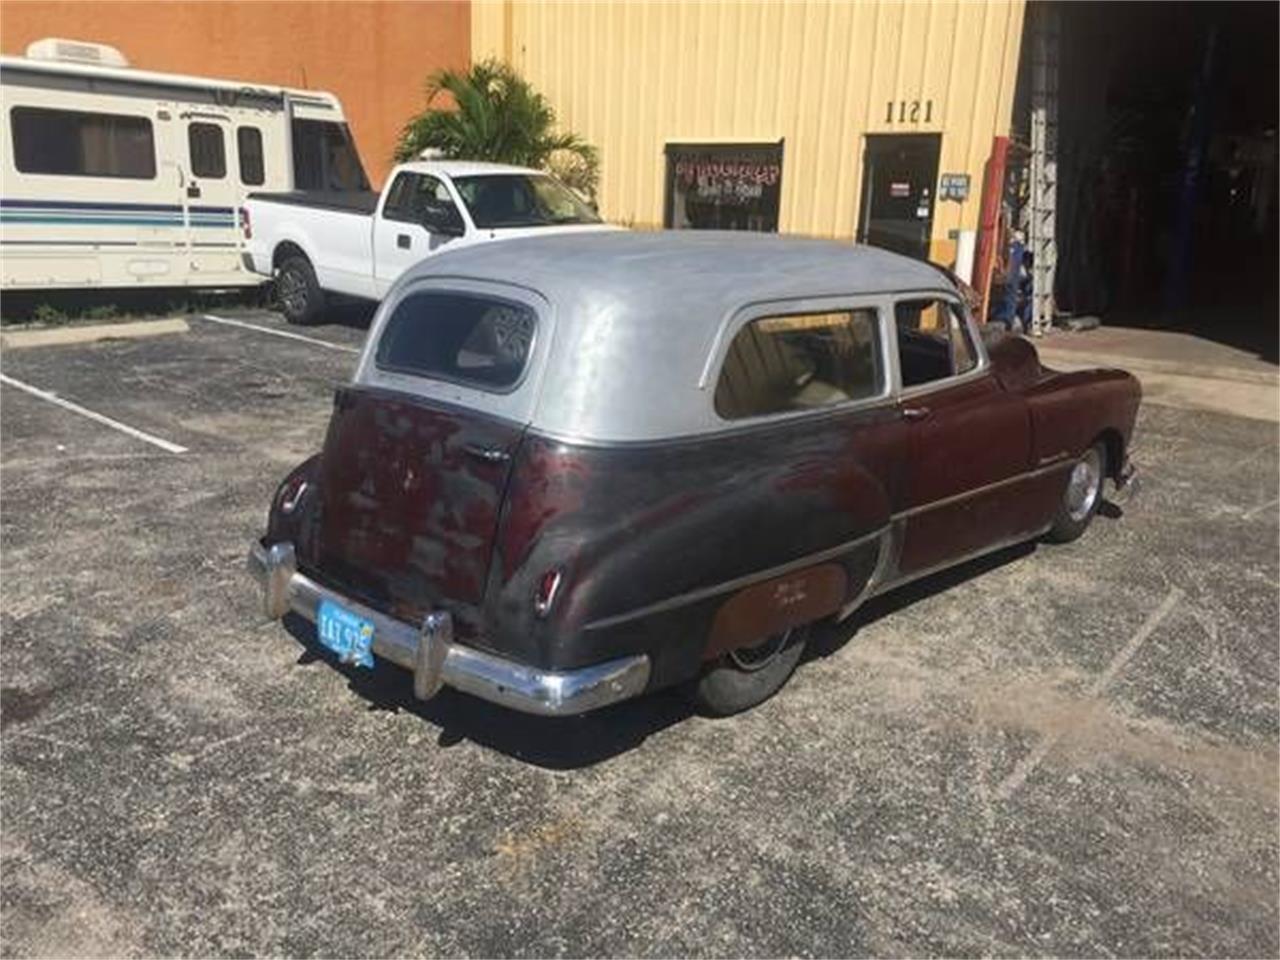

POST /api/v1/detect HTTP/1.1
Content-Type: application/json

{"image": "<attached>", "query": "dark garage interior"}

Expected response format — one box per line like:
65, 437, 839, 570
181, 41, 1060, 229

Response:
1038, 1, 1278, 361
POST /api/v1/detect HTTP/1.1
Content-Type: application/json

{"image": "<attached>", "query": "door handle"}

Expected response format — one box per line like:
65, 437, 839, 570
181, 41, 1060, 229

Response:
901, 406, 932, 421
186, 184, 201, 198
397, 233, 411, 249
463, 443, 509, 464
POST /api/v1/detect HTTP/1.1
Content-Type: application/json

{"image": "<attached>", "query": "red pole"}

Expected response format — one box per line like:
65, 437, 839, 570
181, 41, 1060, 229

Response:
973, 135, 1010, 323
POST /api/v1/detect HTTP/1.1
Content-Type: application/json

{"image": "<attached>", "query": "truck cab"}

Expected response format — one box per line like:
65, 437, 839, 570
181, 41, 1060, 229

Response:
243, 160, 618, 323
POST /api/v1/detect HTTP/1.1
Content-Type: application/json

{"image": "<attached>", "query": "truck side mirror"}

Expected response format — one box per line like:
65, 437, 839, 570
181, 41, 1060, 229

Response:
422, 201, 465, 238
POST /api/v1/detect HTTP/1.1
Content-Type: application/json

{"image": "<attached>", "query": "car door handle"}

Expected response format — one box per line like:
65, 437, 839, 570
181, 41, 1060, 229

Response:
397, 233, 411, 249
901, 406, 932, 421
463, 443, 509, 464
186, 184, 201, 198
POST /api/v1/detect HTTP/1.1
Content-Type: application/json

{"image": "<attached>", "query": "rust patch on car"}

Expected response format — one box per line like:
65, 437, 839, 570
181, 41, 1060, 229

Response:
704, 562, 848, 660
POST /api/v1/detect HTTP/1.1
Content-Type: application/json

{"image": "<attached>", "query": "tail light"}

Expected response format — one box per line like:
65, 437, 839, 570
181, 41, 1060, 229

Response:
239, 206, 252, 240
533, 568, 563, 618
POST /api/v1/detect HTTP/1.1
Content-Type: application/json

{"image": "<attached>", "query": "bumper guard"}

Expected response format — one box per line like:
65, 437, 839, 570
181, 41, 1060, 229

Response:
247, 541, 650, 716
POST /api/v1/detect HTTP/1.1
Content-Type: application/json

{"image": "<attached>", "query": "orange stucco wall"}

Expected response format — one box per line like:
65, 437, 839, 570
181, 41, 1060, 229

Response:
0, 0, 469, 186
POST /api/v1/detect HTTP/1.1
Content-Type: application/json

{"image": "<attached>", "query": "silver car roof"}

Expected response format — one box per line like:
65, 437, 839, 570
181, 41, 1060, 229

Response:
371, 231, 959, 443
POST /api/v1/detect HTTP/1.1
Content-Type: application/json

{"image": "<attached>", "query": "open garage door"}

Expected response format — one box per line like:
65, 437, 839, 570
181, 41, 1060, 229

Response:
1026, 1, 1277, 362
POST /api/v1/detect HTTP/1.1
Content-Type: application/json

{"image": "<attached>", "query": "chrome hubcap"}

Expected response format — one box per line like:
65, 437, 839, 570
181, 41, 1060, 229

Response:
1066, 448, 1103, 521
728, 628, 792, 672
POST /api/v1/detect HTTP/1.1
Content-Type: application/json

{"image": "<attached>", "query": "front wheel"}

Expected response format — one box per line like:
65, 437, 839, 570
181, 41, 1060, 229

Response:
690, 626, 810, 716
1045, 441, 1106, 543
275, 255, 324, 325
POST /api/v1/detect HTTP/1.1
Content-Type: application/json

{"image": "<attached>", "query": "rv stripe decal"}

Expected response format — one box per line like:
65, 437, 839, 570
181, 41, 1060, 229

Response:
0, 199, 236, 214
0, 240, 238, 247
0, 199, 236, 228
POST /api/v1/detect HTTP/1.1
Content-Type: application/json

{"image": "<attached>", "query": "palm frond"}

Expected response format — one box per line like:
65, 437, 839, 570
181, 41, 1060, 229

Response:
393, 59, 600, 197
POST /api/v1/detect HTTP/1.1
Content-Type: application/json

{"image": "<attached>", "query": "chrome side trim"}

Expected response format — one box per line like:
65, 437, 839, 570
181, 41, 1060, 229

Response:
891, 458, 1073, 522
869, 524, 1052, 598
835, 523, 899, 621
583, 526, 888, 632
247, 541, 650, 716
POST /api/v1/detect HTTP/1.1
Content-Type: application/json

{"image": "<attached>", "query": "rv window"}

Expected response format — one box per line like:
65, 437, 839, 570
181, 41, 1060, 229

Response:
10, 107, 155, 179
188, 123, 226, 179
291, 119, 369, 192
237, 127, 264, 186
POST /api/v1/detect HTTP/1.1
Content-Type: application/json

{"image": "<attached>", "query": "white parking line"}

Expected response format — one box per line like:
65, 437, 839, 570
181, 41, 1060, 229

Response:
200, 314, 360, 354
994, 586, 1183, 801
0, 373, 188, 454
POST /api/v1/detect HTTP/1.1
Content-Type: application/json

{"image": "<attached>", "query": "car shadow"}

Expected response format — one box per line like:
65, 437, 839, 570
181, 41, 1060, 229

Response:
314, 296, 378, 331
282, 614, 694, 771
280, 511, 1122, 770
804, 540, 1038, 663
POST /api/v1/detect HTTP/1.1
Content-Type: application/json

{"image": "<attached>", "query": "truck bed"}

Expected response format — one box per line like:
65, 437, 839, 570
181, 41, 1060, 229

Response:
247, 190, 378, 216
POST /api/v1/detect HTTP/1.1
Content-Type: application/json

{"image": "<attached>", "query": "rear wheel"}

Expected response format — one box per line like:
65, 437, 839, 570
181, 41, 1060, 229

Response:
1046, 441, 1106, 543
690, 625, 809, 716
276, 254, 324, 325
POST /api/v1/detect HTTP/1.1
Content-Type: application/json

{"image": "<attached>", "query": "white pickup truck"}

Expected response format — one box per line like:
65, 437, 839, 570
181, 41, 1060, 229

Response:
243, 160, 617, 324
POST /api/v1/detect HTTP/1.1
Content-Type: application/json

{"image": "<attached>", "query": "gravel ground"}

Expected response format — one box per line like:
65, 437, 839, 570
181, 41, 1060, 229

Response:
1, 310, 1276, 958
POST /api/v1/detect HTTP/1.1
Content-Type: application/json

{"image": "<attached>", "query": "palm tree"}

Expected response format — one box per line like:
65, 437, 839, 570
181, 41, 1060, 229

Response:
395, 59, 599, 198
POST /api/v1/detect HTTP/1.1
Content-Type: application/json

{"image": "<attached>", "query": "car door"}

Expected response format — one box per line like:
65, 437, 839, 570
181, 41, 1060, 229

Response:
372, 171, 466, 297
893, 296, 1033, 577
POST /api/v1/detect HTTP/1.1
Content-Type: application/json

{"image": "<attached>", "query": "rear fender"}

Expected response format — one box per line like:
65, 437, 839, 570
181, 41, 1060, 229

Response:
487, 416, 899, 682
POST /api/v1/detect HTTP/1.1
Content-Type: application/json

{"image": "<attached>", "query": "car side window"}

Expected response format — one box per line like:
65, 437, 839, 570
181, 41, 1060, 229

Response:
375, 291, 536, 391
894, 298, 977, 389
382, 173, 460, 225
715, 308, 882, 420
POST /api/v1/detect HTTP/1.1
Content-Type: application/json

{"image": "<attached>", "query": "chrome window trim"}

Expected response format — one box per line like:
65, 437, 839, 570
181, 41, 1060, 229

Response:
698, 293, 896, 429
372, 289, 540, 397
890, 290, 991, 399
356, 275, 555, 426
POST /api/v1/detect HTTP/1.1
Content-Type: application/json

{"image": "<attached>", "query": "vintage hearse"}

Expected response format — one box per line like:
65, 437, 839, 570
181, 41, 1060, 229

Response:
248, 232, 1139, 716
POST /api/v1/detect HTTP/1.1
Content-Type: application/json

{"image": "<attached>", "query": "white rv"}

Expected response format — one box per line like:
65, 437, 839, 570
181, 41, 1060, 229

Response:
0, 38, 368, 291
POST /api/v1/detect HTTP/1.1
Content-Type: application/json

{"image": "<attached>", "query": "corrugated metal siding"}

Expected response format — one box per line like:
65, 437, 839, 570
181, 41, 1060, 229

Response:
474, 0, 1025, 262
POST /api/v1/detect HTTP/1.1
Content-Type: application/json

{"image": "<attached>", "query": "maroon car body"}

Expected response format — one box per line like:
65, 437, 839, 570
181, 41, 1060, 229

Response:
249, 232, 1139, 716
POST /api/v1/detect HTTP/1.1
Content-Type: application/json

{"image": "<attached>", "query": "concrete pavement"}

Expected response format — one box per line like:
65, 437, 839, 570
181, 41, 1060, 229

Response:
1036, 326, 1279, 423
0, 308, 1276, 957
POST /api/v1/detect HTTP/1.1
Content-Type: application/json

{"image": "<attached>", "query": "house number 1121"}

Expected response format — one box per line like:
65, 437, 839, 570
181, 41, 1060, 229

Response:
886, 99, 934, 123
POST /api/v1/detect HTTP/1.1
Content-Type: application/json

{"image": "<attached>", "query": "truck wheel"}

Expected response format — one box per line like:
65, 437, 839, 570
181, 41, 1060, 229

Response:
690, 626, 809, 716
1046, 441, 1106, 543
276, 255, 323, 325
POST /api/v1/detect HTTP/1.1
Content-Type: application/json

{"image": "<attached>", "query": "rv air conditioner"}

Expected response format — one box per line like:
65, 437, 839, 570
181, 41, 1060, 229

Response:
25, 38, 129, 68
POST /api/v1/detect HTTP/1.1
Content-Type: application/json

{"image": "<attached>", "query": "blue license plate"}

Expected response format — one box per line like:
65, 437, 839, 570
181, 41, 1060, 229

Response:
316, 599, 375, 668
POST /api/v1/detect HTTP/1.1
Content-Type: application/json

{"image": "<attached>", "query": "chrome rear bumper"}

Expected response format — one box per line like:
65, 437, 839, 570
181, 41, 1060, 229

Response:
247, 541, 650, 716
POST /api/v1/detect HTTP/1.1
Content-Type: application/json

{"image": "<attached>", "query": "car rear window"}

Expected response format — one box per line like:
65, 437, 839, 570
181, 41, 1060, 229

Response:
715, 308, 882, 420
374, 291, 536, 391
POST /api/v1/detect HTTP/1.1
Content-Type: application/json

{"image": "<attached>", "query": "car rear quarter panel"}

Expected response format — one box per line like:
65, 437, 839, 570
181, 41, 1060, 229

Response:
487, 404, 906, 687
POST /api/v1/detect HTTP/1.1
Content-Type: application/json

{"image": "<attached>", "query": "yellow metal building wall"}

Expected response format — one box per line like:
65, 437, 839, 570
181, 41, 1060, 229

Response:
473, 0, 1025, 267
